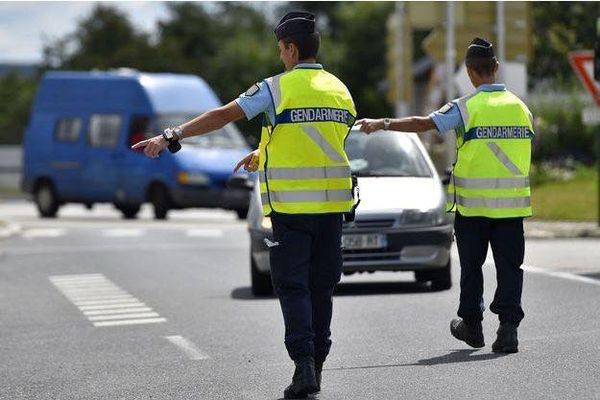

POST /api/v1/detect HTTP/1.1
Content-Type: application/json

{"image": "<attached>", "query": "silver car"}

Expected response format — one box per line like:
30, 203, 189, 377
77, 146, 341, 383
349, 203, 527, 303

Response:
246, 128, 453, 296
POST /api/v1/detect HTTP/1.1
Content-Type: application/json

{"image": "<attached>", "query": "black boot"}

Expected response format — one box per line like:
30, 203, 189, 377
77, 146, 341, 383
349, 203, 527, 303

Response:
492, 323, 519, 353
283, 356, 319, 399
314, 359, 323, 391
450, 318, 485, 348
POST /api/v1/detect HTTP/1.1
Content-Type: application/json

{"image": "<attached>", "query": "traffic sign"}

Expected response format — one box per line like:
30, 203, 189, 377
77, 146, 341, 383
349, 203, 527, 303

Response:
569, 51, 600, 107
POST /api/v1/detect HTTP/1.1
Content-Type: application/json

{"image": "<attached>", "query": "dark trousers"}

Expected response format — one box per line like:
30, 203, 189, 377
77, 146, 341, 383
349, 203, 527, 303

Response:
454, 212, 525, 326
269, 212, 343, 362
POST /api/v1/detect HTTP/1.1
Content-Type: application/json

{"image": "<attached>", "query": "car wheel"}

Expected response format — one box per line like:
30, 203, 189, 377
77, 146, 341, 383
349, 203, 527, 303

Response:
117, 204, 141, 219
236, 208, 249, 220
150, 185, 170, 220
251, 255, 273, 296
34, 182, 59, 218
430, 261, 452, 291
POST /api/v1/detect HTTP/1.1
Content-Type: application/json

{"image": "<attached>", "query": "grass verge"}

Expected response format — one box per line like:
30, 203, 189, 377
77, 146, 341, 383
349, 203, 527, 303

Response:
531, 166, 598, 221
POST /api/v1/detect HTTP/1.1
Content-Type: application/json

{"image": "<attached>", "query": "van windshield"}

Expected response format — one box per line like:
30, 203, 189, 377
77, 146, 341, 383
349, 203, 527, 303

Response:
344, 131, 432, 178
157, 114, 248, 149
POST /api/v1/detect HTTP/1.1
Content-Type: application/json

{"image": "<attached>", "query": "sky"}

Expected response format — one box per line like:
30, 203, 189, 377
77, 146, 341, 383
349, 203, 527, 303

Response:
0, 1, 170, 63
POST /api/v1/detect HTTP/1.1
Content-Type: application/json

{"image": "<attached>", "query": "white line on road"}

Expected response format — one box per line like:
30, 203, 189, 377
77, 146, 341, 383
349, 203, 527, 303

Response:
102, 229, 143, 237
93, 318, 166, 327
523, 265, 600, 287
78, 302, 147, 311
165, 335, 210, 360
22, 228, 66, 239
88, 312, 160, 321
49, 273, 167, 327
83, 307, 153, 316
185, 228, 224, 238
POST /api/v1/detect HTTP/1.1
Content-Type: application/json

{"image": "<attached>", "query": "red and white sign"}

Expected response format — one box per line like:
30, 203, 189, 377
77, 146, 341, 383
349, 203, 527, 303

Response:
569, 51, 600, 107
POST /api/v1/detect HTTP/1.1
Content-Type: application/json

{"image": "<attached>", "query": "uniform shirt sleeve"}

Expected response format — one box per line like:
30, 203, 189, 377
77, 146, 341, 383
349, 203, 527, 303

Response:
428, 101, 464, 134
235, 81, 273, 121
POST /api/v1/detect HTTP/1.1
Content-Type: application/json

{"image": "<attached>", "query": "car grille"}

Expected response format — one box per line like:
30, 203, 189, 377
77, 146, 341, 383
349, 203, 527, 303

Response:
346, 218, 396, 229
343, 250, 402, 263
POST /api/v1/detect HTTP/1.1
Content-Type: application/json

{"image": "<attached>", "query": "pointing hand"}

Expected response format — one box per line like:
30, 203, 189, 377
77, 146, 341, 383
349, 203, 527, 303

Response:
131, 135, 169, 159
354, 118, 384, 134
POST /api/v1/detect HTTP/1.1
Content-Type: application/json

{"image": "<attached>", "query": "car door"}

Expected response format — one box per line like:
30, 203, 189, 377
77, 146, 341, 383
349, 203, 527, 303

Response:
81, 113, 123, 202
48, 116, 84, 199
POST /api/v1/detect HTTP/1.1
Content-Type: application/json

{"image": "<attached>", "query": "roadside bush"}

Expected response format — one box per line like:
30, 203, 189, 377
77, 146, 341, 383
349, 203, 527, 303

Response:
529, 88, 598, 164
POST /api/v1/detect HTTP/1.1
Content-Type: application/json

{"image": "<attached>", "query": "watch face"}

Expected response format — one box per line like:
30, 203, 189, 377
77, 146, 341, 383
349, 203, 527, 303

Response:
163, 129, 174, 140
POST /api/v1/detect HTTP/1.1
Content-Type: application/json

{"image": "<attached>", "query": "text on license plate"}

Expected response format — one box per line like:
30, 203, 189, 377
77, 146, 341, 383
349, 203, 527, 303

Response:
342, 233, 387, 250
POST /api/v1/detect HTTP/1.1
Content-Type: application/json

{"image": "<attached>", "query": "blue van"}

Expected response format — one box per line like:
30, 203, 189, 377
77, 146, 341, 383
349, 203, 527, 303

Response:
22, 69, 252, 219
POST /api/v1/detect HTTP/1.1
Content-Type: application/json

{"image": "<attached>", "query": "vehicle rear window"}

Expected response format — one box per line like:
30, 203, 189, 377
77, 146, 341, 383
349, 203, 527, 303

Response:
54, 117, 81, 142
88, 114, 122, 148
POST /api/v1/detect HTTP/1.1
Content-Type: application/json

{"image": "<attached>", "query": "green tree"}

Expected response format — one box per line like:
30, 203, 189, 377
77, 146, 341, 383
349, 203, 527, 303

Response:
530, 2, 600, 86
43, 4, 158, 71
0, 72, 38, 144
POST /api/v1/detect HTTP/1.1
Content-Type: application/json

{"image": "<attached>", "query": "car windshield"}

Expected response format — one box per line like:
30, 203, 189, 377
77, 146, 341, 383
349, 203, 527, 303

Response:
344, 131, 432, 177
157, 114, 248, 149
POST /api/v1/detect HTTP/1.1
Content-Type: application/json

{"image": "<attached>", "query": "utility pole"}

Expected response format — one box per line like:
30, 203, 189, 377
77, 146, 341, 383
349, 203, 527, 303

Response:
496, 1, 506, 82
394, 1, 409, 118
445, 1, 456, 170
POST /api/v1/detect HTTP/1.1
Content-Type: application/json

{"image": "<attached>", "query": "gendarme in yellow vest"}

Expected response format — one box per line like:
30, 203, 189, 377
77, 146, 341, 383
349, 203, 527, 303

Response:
257, 67, 356, 215
448, 88, 534, 218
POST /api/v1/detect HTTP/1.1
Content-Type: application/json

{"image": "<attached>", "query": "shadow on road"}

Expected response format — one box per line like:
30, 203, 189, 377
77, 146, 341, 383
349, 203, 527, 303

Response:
231, 281, 435, 301
325, 349, 508, 373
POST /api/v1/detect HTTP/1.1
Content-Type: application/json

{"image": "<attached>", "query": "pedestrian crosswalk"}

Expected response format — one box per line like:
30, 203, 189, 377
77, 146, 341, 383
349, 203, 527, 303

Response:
49, 273, 166, 327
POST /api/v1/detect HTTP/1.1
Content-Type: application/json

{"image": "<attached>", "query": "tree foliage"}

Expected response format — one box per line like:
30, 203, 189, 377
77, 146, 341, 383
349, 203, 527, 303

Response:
0, 72, 38, 144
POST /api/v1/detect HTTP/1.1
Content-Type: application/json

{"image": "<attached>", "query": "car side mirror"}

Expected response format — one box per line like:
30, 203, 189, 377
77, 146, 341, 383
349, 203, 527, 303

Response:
441, 169, 452, 185
226, 174, 254, 190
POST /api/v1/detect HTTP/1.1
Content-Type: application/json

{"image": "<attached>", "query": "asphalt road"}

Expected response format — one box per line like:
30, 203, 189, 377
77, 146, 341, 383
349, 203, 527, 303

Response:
1, 200, 599, 400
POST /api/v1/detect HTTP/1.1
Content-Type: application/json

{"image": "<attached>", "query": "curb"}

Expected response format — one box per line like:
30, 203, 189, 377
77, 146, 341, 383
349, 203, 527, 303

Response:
524, 222, 600, 239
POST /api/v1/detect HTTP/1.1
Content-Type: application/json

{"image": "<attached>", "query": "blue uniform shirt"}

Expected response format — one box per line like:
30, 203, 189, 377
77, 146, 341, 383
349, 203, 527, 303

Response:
429, 83, 507, 134
235, 63, 325, 123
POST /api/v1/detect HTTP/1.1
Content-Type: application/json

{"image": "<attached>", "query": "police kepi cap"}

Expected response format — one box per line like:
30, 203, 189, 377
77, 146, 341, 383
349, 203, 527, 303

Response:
465, 37, 495, 60
274, 11, 316, 40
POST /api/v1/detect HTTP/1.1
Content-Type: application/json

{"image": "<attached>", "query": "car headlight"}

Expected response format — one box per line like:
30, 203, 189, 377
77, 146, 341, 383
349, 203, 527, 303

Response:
401, 208, 446, 226
261, 216, 272, 230
177, 171, 210, 186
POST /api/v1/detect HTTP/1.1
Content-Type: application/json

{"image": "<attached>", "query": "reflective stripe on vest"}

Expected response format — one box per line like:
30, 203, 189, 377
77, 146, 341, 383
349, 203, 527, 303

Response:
449, 89, 533, 218
257, 68, 356, 215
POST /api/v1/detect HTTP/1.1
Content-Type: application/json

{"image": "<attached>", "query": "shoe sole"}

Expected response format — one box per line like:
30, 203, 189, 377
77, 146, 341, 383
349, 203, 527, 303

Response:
450, 322, 485, 348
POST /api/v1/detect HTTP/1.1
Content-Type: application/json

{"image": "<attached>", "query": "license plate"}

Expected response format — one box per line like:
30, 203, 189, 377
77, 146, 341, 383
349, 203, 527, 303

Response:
342, 233, 387, 250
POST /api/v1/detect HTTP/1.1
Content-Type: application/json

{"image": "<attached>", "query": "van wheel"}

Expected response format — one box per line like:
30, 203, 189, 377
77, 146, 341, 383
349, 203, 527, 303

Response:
251, 255, 273, 296
34, 182, 59, 218
150, 185, 170, 220
117, 204, 141, 219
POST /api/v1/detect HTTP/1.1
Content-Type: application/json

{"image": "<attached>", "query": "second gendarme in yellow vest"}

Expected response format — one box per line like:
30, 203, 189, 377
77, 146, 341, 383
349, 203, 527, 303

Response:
448, 88, 534, 218
257, 67, 356, 215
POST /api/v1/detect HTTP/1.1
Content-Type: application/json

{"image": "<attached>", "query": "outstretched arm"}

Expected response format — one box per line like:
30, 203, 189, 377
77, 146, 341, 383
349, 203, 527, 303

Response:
354, 116, 436, 134
132, 101, 246, 158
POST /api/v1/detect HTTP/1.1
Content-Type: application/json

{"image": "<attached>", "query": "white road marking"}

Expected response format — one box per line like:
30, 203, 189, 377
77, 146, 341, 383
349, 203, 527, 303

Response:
185, 228, 224, 238
165, 335, 210, 360
88, 312, 160, 321
93, 318, 166, 327
22, 228, 66, 239
78, 302, 147, 311
523, 265, 600, 287
83, 307, 153, 316
102, 229, 143, 237
49, 273, 166, 327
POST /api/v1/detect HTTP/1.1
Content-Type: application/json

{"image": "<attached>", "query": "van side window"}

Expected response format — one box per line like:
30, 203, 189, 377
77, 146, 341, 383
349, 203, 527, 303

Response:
55, 117, 81, 142
88, 114, 122, 148
128, 116, 150, 150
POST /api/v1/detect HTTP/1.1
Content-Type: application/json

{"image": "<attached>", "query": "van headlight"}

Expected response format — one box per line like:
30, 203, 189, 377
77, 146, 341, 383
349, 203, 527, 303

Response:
177, 172, 210, 186
402, 208, 446, 226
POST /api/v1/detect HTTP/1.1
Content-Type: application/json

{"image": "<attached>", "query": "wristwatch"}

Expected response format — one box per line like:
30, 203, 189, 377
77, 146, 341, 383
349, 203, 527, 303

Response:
162, 126, 183, 142
383, 118, 391, 130
162, 127, 182, 154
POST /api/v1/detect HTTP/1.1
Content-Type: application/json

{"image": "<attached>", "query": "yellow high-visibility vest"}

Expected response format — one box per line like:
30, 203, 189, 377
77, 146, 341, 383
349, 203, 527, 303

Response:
257, 67, 356, 215
448, 88, 534, 218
